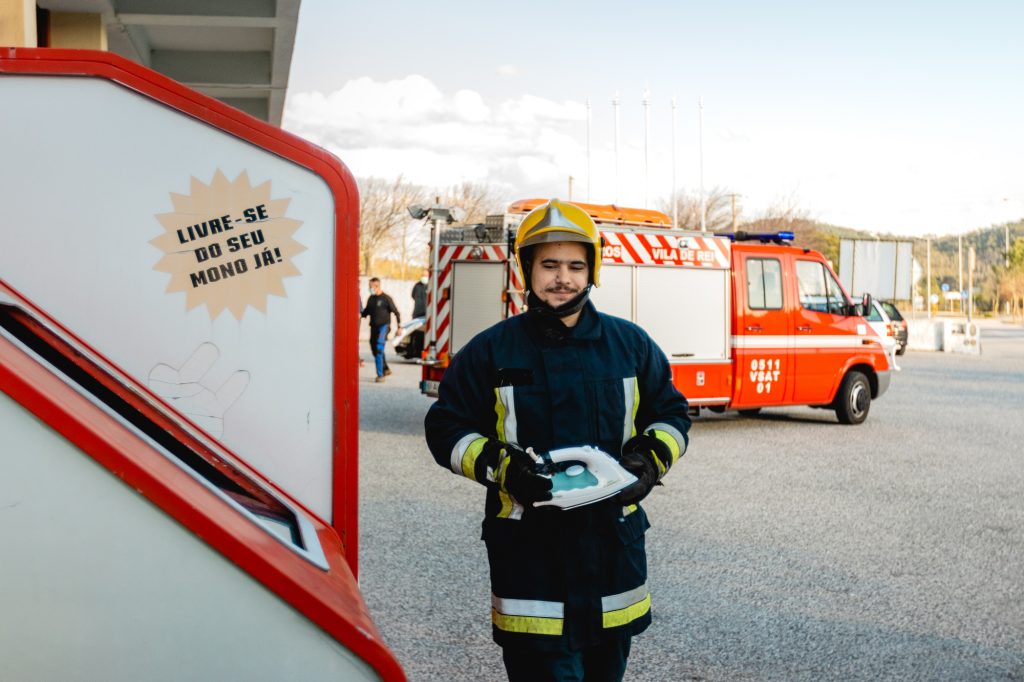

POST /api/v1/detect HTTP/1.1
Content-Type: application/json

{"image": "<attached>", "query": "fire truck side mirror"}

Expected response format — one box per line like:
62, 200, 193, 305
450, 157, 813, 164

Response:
408, 204, 429, 220
858, 292, 873, 317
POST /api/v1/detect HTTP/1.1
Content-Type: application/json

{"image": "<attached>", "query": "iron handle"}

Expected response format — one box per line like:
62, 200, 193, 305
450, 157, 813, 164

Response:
797, 325, 813, 332
745, 325, 762, 332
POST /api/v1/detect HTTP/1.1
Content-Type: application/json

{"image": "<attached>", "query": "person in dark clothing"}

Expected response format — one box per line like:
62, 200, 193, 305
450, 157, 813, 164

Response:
361, 277, 401, 382
411, 268, 429, 318
424, 199, 691, 681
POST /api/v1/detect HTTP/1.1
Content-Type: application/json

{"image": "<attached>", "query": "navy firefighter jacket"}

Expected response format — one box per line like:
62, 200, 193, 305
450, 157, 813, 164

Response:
424, 300, 690, 651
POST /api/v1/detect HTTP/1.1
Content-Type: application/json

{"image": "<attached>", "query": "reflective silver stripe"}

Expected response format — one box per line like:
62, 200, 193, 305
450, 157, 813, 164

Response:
508, 500, 524, 520
450, 432, 485, 475
496, 385, 519, 445
732, 334, 868, 349
492, 594, 564, 619
621, 376, 637, 445
647, 421, 687, 456
601, 583, 649, 612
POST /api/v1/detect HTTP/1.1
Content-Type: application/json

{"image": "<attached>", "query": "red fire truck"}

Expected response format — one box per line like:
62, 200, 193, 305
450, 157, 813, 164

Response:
420, 199, 891, 425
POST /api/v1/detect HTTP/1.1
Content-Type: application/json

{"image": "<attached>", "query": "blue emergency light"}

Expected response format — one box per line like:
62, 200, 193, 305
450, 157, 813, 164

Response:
714, 230, 795, 244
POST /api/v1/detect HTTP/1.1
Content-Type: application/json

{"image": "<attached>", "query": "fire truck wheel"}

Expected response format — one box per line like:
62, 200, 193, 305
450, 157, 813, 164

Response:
738, 408, 762, 417
834, 371, 871, 425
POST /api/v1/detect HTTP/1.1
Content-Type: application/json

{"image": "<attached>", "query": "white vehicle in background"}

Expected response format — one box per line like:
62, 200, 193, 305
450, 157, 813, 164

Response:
392, 316, 426, 360
865, 299, 901, 371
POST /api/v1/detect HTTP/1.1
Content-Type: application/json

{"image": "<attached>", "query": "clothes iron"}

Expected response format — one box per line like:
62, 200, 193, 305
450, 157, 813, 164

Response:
530, 445, 638, 510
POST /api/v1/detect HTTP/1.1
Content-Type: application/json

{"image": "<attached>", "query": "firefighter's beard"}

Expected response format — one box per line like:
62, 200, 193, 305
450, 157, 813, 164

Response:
527, 285, 592, 319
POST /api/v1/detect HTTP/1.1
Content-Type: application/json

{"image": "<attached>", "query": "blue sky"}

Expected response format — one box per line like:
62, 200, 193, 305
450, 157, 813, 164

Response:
284, 1, 1024, 236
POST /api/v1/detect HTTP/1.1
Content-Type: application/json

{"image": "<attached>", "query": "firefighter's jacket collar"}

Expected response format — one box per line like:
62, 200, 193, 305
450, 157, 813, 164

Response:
525, 299, 602, 344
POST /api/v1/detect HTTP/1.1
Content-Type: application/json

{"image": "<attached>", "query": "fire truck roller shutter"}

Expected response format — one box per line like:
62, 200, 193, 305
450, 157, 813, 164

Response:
635, 267, 729, 361
589, 265, 633, 320
450, 261, 506, 355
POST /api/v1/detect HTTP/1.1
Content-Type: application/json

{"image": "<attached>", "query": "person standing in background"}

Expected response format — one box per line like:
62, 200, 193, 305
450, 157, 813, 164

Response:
411, 268, 429, 319
362, 277, 401, 383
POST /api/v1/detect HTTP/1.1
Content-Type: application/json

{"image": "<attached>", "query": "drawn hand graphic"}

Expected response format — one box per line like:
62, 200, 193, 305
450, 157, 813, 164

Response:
148, 342, 249, 438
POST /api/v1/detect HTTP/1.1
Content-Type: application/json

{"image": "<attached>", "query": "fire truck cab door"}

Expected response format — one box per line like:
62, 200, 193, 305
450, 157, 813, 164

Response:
791, 257, 858, 405
734, 253, 791, 406
449, 260, 506, 355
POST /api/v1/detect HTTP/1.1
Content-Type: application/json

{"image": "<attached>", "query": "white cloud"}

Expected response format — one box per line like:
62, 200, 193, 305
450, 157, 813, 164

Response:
284, 75, 588, 191
452, 89, 490, 122
284, 76, 1019, 235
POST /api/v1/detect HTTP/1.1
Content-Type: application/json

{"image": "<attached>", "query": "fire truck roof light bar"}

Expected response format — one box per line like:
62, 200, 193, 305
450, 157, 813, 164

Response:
715, 230, 795, 244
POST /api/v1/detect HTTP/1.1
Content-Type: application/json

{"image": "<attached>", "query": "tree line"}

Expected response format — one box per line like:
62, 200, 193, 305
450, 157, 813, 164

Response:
357, 176, 1024, 317
357, 177, 508, 277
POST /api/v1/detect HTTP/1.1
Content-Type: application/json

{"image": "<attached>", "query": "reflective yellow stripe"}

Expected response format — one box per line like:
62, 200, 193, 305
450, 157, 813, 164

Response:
492, 609, 564, 635
496, 491, 516, 518
491, 593, 564, 635
492, 388, 524, 520
494, 389, 506, 441
450, 432, 483, 476
460, 436, 488, 481
648, 422, 686, 466
622, 503, 638, 516
494, 386, 518, 444
496, 454, 515, 518
602, 592, 651, 629
651, 429, 681, 468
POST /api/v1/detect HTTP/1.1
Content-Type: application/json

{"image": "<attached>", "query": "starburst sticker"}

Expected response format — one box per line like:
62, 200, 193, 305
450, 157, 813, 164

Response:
151, 170, 306, 320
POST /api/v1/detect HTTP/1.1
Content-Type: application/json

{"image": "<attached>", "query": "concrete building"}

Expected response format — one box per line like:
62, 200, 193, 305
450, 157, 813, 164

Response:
0, 0, 300, 125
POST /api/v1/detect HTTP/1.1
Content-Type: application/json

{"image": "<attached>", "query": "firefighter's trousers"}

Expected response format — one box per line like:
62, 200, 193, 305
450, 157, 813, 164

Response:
501, 637, 631, 682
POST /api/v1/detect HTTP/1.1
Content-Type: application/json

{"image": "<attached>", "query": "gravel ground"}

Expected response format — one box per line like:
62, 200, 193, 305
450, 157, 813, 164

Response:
357, 319, 1024, 681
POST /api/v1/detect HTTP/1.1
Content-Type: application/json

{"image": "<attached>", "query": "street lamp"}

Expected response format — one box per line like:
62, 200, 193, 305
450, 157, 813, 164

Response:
407, 204, 466, 363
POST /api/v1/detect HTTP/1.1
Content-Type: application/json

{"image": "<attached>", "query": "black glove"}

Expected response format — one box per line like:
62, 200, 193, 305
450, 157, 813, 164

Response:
484, 439, 553, 505
616, 433, 671, 505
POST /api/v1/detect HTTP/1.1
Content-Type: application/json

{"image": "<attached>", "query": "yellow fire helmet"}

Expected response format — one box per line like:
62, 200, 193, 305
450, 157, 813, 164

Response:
514, 198, 602, 288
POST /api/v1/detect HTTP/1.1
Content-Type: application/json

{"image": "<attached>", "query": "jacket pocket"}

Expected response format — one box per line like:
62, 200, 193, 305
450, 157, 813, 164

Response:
481, 517, 565, 602
612, 505, 651, 546
585, 377, 628, 446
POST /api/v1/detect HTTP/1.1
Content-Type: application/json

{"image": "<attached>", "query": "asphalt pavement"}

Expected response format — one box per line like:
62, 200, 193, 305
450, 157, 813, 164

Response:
357, 319, 1024, 681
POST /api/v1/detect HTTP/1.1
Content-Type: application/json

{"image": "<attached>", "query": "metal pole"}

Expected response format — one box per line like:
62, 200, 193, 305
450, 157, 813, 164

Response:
671, 97, 678, 228
968, 245, 975, 321
958, 234, 963, 311
927, 238, 932, 320
643, 88, 650, 209
427, 217, 441, 361
612, 92, 620, 205
698, 96, 706, 232
586, 98, 592, 202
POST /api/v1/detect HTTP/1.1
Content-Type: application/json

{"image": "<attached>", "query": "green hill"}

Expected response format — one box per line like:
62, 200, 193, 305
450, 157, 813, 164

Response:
740, 216, 1024, 312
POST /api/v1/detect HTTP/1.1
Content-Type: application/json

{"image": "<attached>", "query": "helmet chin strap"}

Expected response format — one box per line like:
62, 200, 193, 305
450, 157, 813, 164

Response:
527, 286, 592, 319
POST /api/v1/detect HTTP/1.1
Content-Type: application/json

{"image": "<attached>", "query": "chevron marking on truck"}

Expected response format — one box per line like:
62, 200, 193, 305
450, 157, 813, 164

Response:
601, 232, 730, 268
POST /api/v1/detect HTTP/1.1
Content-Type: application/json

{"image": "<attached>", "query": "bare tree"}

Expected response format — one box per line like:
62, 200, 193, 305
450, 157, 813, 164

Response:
438, 181, 510, 224
740, 192, 813, 234
357, 176, 426, 275
660, 186, 736, 232
734, 192, 839, 260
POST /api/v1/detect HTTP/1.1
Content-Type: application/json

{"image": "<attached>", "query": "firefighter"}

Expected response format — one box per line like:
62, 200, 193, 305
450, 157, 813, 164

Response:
424, 198, 691, 681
